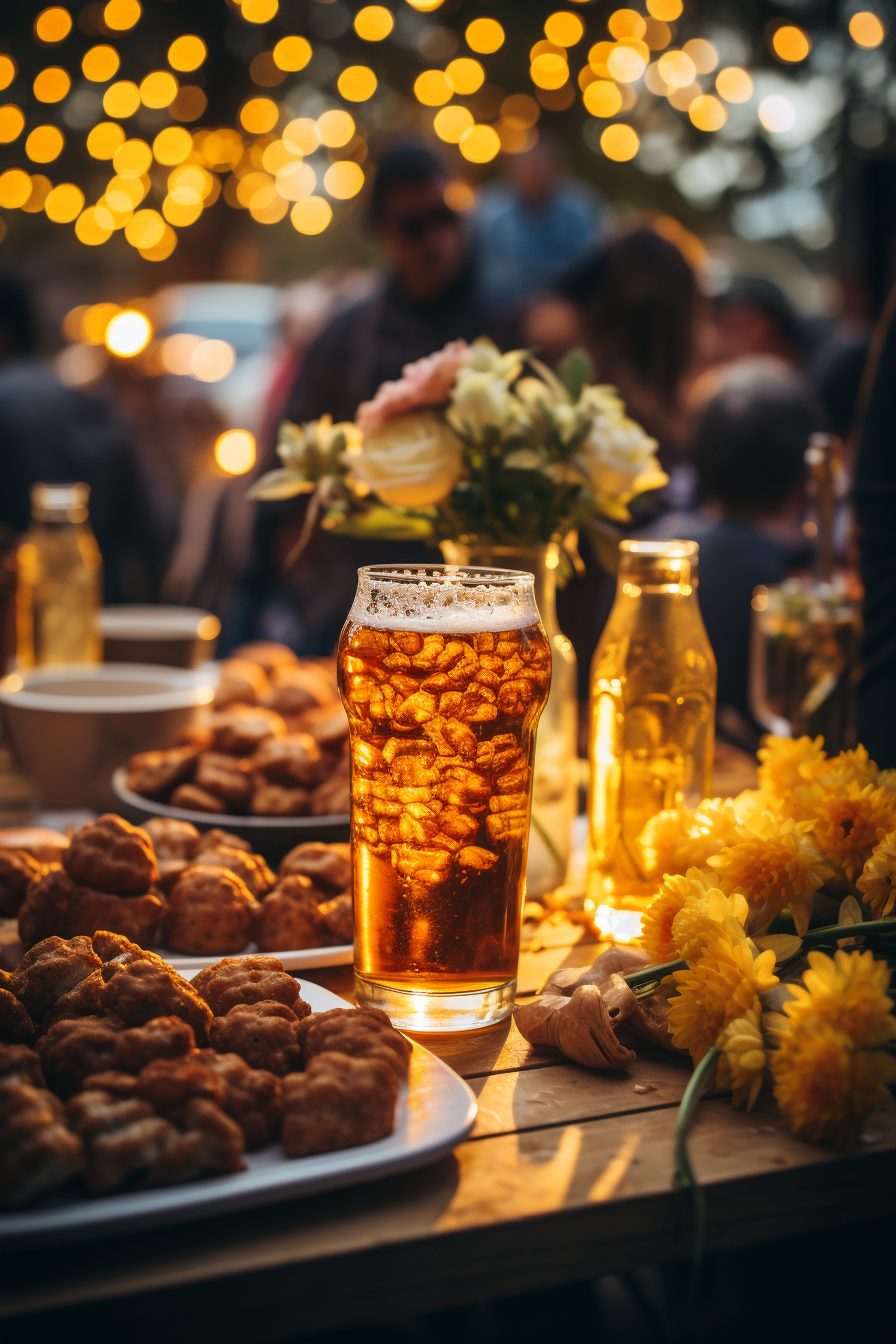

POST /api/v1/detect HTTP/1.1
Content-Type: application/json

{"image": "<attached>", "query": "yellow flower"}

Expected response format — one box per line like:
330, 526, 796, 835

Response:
857, 830, 896, 919
638, 797, 743, 881
770, 1020, 896, 1148
637, 806, 695, 883
757, 734, 825, 800
708, 809, 832, 936
877, 768, 896, 794
716, 1005, 767, 1109
809, 744, 880, 792
640, 870, 694, 963
667, 929, 778, 1064
670, 882, 749, 961
809, 783, 896, 882
779, 948, 896, 1049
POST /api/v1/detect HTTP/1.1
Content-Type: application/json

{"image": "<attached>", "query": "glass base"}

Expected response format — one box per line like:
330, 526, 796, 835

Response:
354, 974, 516, 1033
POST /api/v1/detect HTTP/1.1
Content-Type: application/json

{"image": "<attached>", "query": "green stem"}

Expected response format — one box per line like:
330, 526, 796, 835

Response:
674, 1046, 720, 1311
802, 916, 896, 946
623, 959, 687, 989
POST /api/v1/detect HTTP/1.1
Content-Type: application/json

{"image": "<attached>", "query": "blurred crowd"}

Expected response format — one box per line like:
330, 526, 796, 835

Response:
2, 134, 894, 759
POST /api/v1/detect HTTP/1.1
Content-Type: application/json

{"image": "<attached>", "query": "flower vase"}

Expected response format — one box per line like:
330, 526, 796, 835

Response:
440, 540, 578, 898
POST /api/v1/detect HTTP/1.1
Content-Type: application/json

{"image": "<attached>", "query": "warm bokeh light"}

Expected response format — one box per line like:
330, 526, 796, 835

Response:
82, 45, 119, 81
105, 309, 152, 356
434, 104, 474, 142
0, 106, 25, 143
124, 208, 165, 249
772, 25, 811, 62
355, 6, 393, 40
140, 71, 178, 108
849, 12, 886, 47
62, 304, 88, 341
689, 93, 727, 130
583, 79, 622, 117
45, 181, 84, 221
162, 194, 201, 226
667, 79, 700, 110
600, 122, 639, 160
0, 169, 32, 209
608, 9, 646, 40
607, 44, 647, 82
758, 93, 796, 132
715, 66, 753, 102
283, 117, 319, 154
683, 38, 718, 73
657, 49, 697, 88
139, 223, 177, 261
106, 174, 145, 211
215, 430, 256, 475
544, 11, 585, 46
26, 125, 64, 163
501, 93, 540, 128
444, 179, 475, 211
103, 0, 141, 31
459, 123, 500, 162
170, 86, 207, 121
34, 67, 71, 102
414, 70, 453, 105
317, 109, 355, 146
153, 125, 192, 165
160, 333, 202, 374
240, 97, 279, 134
192, 339, 236, 382
34, 7, 72, 43
242, 0, 279, 22
290, 195, 332, 234
169, 162, 212, 204
274, 160, 316, 201
588, 41, 614, 76
406, 0, 444, 9
337, 65, 377, 101
22, 176, 53, 213
323, 160, 364, 198
261, 138, 296, 174
646, 0, 681, 18
644, 18, 672, 50
113, 137, 151, 177
466, 18, 504, 53
0, 57, 16, 91
81, 302, 118, 342
273, 36, 312, 72
251, 184, 289, 223
531, 53, 569, 89
104, 81, 140, 118
75, 207, 113, 245
87, 121, 125, 158
168, 35, 207, 72
446, 58, 484, 94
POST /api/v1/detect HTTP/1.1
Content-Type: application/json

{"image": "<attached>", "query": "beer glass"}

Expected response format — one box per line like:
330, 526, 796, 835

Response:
338, 565, 550, 1032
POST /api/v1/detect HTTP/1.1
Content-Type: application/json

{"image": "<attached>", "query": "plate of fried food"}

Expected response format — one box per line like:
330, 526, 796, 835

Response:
6, 814, 354, 973
113, 642, 350, 857
0, 932, 476, 1242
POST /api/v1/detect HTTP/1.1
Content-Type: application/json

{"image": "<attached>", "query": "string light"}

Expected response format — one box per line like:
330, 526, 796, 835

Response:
103, 81, 140, 118
716, 66, 753, 103
466, 19, 504, 53
0, 57, 16, 91
608, 10, 646, 40
290, 196, 332, 234
414, 70, 452, 105
531, 53, 569, 89
583, 80, 622, 116
45, 182, 84, 221
33, 67, 71, 102
34, 8, 73, 43
317, 109, 355, 147
646, 0, 682, 18
87, 121, 125, 158
544, 11, 585, 46
607, 44, 647, 82
689, 93, 727, 130
153, 126, 193, 165
22, 176, 53, 213
772, 25, 811, 62
241, 0, 279, 22
168, 36, 207, 72
758, 93, 796, 132
600, 122, 639, 160
139, 223, 177, 261
82, 46, 119, 82
434, 104, 474, 142
657, 49, 697, 88
192, 340, 236, 381
105, 309, 152, 356
140, 71, 178, 108
337, 66, 377, 101
273, 36, 312, 71
355, 7, 393, 41
501, 94, 540, 128
103, 0, 142, 32
446, 58, 484, 94
283, 117, 319, 154
113, 138, 152, 176
240, 97, 279, 133
275, 160, 316, 201
0, 169, 33, 209
849, 12, 886, 47
215, 430, 256, 475
683, 38, 718, 73
26, 125, 64, 162
459, 123, 501, 162
124, 208, 165, 249
0, 106, 25, 143
323, 160, 364, 198
75, 207, 113, 245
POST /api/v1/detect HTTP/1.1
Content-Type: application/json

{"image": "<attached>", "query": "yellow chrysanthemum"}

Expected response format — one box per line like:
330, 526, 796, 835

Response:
667, 929, 778, 1064
770, 1020, 896, 1148
808, 744, 879, 792
716, 1005, 767, 1109
877, 767, 896, 794
638, 797, 745, 880
809, 783, 896, 882
757, 734, 825, 799
637, 806, 695, 881
640, 868, 713, 963
857, 830, 896, 919
780, 948, 896, 1049
708, 809, 832, 936
670, 883, 749, 961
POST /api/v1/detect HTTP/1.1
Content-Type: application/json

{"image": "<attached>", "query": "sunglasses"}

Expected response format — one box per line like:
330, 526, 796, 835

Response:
391, 206, 460, 240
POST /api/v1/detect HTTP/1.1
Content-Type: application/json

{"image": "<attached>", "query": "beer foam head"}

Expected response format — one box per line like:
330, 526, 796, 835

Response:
349, 565, 540, 633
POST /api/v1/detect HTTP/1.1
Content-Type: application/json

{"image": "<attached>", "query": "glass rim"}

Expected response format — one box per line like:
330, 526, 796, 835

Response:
357, 564, 535, 587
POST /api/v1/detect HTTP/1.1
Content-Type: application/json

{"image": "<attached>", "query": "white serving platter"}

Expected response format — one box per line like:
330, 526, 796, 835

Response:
158, 943, 355, 973
0, 978, 477, 1246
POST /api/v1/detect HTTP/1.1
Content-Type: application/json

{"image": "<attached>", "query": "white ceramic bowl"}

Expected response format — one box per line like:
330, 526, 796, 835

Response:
0, 664, 215, 809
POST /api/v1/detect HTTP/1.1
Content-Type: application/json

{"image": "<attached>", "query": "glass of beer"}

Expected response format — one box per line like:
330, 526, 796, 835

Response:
338, 565, 551, 1033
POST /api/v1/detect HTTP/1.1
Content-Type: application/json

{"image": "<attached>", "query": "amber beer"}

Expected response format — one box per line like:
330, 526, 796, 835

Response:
338, 565, 550, 1032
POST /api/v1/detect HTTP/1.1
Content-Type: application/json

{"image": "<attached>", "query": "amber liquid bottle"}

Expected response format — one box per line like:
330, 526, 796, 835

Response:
16, 482, 102, 667
586, 540, 716, 920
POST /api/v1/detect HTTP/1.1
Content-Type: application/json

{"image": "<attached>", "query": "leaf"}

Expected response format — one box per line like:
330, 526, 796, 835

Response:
838, 895, 863, 926
246, 470, 314, 501
558, 346, 595, 401
752, 934, 803, 964
328, 504, 435, 540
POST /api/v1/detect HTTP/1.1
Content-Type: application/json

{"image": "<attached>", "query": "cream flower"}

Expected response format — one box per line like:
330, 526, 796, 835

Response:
346, 412, 464, 507
573, 384, 664, 500
447, 368, 518, 437
355, 339, 469, 435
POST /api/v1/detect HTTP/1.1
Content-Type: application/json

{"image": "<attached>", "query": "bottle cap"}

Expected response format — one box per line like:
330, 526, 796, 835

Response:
30, 482, 90, 522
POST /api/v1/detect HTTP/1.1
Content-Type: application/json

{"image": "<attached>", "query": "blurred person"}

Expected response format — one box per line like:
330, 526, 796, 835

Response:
710, 277, 804, 369
474, 137, 604, 312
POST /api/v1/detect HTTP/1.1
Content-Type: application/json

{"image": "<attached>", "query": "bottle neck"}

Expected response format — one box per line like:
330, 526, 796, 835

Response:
616, 552, 697, 598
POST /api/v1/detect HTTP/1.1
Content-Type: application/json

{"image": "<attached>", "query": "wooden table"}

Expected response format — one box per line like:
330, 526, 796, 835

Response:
2, 915, 895, 1340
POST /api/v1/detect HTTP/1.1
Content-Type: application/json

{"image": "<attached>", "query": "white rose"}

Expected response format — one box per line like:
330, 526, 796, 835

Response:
574, 413, 661, 498
447, 368, 516, 436
345, 411, 464, 507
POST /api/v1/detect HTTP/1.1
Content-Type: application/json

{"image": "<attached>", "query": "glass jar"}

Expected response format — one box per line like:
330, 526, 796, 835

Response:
16, 482, 102, 668
586, 539, 716, 918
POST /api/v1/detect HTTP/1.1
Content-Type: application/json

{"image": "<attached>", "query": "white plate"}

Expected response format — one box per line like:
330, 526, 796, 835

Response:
158, 943, 355, 973
0, 978, 477, 1246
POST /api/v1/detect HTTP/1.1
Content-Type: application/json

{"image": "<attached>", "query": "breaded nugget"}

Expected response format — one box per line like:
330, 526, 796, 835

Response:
0, 848, 44, 917
298, 704, 349, 750
250, 783, 312, 817
125, 746, 198, 801
64, 887, 163, 945
279, 842, 351, 894
80, 1071, 138, 1097
318, 894, 353, 945
100, 959, 213, 1042
208, 705, 287, 756
196, 829, 252, 854
39, 969, 106, 1032
65, 1088, 200, 1193
194, 1050, 281, 1150
156, 859, 189, 894
250, 733, 323, 788
39, 1016, 122, 1097
163, 867, 261, 957
63, 815, 158, 895
112, 1016, 196, 1074
0, 988, 34, 1045
280, 1052, 398, 1158
92, 930, 169, 966
255, 879, 327, 953
143, 818, 200, 861
194, 752, 253, 809
189, 846, 275, 898
10, 935, 102, 1021
311, 774, 351, 817
231, 641, 299, 675
212, 658, 270, 709
192, 956, 304, 1017
0, 1080, 84, 1207
135, 1054, 226, 1112
0, 826, 69, 866
297, 1008, 411, 1081
17, 867, 73, 949
169, 783, 228, 814
208, 1001, 303, 1076
0, 1043, 44, 1085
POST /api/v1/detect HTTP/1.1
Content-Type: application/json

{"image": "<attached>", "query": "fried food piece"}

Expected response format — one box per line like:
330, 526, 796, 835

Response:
39, 1016, 122, 1097
17, 867, 73, 949
10, 935, 102, 1021
250, 783, 312, 817
156, 859, 189, 895
213, 657, 270, 709
232, 641, 299, 675
208, 1001, 303, 1076
281, 1052, 398, 1158
318, 894, 353, 946
250, 733, 323, 787
125, 746, 198, 801
0, 827, 69, 866
279, 842, 351, 894
169, 783, 228, 815
112, 1016, 196, 1074
194, 752, 253, 809
196, 828, 252, 854
0, 849, 44, 917
192, 956, 304, 1017
193, 1050, 281, 1150
91, 930, 169, 966
63, 815, 158, 895
255, 879, 327, 953
64, 887, 163, 945
0, 987, 34, 1044
0, 1043, 44, 1085
163, 867, 261, 957
135, 1054, 226, 1111
0, 1080, 84, 1207
80, 1071, 138, 1098
189, 846, 275, 898
101, 959, 212, 1043
143, 818, 200, 861
297, 1008, 411, 1081
208, 705, 287, 756
311, 774, 351, 817
39, 969, 106, 1031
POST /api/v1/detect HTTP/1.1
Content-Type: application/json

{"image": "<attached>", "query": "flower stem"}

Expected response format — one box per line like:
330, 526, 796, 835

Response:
802, 916, 896, 947
623, 959, 687, 990
674, 1046, 720, 1311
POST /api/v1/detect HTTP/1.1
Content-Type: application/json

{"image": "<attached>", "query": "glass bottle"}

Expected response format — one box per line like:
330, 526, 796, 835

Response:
586, 539, 716, 917
16, 482, 103, 667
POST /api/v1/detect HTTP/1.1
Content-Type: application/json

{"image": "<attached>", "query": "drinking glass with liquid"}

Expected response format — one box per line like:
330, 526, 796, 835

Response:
16, 483, 102, 667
